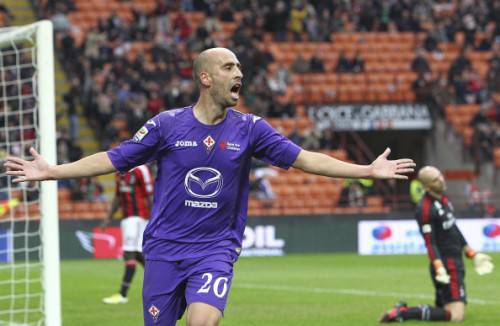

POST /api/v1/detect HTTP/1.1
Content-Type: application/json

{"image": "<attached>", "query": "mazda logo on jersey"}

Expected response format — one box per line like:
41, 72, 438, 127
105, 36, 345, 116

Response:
184, 167, 223, 198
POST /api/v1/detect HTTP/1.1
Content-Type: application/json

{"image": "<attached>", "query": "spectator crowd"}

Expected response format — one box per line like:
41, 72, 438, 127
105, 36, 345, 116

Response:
23, 0, 500, 207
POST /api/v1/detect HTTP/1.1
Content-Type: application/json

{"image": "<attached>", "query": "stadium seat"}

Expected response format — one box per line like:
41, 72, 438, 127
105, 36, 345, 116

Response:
495, 148, 500, 168
366, 196, 384, 207
58, 188, 71, 201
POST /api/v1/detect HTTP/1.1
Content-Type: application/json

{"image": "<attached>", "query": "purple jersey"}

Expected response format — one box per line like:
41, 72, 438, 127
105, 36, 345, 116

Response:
107, 106, 301, 261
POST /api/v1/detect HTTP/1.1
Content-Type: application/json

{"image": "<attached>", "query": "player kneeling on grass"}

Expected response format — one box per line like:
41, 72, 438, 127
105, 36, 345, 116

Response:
380, 166, 494, 323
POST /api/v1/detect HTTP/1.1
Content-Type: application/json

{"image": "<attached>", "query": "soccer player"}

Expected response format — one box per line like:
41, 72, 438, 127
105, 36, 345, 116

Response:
379, 166, 494, 323
5, 48, 416, 326
101, 164, 154, 304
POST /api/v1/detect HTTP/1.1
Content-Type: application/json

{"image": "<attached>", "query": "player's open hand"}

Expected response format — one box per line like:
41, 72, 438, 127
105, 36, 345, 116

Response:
370, 148, 415, 180
4, 147, 51, 183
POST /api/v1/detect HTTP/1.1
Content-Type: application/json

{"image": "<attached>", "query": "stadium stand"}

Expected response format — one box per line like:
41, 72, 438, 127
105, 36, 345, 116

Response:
445, 104, 480, 146
18, 0, 500, 217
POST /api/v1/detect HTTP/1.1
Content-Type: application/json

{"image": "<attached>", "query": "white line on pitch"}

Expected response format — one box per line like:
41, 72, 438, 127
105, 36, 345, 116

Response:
234, 283, 498, 305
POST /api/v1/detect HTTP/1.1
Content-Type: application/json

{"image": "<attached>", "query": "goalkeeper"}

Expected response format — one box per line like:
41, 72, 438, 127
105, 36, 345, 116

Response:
380, 165, 494, 323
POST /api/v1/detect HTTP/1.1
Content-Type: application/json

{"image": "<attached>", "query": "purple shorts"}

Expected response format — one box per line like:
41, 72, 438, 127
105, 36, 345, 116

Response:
142, 254, 234, 326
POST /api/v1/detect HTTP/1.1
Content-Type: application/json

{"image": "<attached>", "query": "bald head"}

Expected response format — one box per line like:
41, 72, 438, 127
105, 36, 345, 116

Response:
193, 48, 238, 86
418, 166, 446, 194
418, 166, 440, 185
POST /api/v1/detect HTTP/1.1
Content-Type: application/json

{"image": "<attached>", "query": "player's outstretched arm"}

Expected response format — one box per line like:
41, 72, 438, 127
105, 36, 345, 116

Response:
4, 147, 116, 183
292, 147, 415, 179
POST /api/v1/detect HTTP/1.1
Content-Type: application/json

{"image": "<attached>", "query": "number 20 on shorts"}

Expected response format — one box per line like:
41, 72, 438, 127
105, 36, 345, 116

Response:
196, 273, 229, 298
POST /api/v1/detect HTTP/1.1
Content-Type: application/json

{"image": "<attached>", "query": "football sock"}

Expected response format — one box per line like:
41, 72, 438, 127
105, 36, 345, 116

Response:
402, 305, 451, 321
119, 261, 136, 297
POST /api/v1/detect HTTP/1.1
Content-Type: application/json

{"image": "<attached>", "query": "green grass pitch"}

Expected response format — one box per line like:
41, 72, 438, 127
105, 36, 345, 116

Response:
61, 253, 500, 325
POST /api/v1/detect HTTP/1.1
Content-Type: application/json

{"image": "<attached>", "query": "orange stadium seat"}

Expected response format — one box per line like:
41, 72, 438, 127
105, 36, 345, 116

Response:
366, 196, 384, 207
494, 148, 500, 168
58, 188, 71, 201
444, 104, 480, 146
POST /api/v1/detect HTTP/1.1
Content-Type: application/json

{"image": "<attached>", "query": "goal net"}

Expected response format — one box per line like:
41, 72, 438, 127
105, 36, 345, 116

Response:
0, 21, 60, 326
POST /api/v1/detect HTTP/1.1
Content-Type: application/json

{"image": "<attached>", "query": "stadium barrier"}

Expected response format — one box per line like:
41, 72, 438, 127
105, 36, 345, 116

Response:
6, 214, 498, 260
359, 218, 500, 255
40, 214, 416, 259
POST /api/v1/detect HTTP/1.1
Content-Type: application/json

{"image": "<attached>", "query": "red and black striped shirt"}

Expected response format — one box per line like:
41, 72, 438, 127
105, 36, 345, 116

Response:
116, 165, 154, 219
416, 193, 468, 260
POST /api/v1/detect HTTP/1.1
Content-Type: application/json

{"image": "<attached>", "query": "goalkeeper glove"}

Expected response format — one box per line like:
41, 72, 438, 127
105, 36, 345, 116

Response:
435, 266, 450, 284
433, 260, 450, 284
472, 253, 494, 275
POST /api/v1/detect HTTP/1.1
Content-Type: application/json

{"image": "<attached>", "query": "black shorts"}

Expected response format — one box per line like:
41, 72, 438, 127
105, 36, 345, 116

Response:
430, 256, 467, 307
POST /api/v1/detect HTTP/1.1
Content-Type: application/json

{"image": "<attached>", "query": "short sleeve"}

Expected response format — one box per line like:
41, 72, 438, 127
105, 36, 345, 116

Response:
251, 118, 301, 170
107, 116, 163, 173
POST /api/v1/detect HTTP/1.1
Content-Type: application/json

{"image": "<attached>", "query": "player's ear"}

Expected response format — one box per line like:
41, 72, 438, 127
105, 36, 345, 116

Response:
199, 71, 211, 87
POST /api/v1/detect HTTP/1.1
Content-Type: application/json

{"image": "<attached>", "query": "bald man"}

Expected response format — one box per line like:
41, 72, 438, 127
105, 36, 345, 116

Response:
380, 166, 494, 323
5, 48, 415, 326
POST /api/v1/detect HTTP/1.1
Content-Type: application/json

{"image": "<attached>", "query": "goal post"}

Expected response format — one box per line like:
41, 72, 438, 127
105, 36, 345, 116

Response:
0, 20, 61, 326
37, 20, 61, 326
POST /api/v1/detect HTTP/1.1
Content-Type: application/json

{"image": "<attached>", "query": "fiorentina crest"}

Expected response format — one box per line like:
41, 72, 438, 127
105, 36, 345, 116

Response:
203, 135, 215, 153
148, 304, 160, 322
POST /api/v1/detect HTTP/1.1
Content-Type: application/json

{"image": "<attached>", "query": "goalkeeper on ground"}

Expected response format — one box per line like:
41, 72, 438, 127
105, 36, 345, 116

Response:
380, 165, 494, 323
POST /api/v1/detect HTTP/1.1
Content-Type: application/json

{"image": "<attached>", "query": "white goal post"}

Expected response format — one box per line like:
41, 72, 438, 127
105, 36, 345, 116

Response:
0, 20, 60, 326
